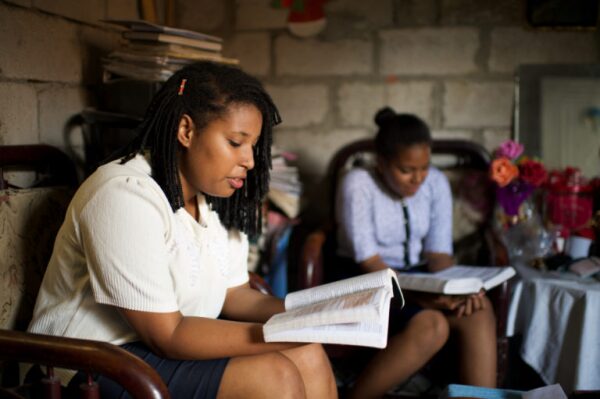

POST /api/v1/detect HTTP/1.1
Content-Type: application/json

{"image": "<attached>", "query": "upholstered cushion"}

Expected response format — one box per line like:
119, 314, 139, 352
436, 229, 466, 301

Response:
444, 169, 493, 240
444, 169, 494, 265
0, 187, 72, 330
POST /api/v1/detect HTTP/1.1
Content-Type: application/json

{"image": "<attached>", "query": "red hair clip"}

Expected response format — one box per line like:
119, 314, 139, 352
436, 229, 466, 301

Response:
178, 79, 187, 96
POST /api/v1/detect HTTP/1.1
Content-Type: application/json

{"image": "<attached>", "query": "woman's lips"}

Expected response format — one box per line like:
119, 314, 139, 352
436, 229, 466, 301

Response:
228, 177, 244, 189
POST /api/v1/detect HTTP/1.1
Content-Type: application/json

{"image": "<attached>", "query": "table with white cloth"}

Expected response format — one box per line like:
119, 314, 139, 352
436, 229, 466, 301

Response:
506, 262, 600, 392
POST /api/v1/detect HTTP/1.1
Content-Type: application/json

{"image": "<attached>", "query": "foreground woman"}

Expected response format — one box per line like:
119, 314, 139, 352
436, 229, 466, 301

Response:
26, 61, 337, 399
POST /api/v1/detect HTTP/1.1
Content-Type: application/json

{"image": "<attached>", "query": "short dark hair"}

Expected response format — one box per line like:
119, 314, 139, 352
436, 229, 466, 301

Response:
373, 107, 431, 161
121, 61, 281, 238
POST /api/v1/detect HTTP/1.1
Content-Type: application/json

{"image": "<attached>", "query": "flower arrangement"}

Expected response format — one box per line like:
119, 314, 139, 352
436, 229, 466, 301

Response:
490, 140, 548, 217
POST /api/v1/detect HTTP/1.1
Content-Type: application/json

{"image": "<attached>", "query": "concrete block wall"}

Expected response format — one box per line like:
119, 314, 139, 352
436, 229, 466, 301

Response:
216, 0, 600, 214
2, 0, 599, 212
0, 0, 137, 171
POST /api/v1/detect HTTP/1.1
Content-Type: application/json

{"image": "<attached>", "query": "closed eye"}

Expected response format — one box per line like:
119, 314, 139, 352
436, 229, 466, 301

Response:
228, 139, 241, 148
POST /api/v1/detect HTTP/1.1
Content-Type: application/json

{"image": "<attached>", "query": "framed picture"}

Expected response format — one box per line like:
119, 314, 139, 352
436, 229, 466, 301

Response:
526, 0, 599, 30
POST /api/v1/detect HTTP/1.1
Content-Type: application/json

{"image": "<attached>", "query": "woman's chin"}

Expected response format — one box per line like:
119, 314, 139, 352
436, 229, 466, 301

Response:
201, 188, 237, 198
398, 188, 419, 198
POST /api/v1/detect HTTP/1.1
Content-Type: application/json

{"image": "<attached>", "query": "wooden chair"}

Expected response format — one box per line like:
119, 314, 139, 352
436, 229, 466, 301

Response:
0, 144, 170, 399
293, 138, 511, 391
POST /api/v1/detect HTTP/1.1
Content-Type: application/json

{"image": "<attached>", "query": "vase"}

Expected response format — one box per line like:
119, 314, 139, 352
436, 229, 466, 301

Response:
493, 199, 555, 264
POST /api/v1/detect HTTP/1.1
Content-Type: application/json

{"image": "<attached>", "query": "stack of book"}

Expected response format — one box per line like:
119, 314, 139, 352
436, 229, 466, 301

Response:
268, 148, 303, 219
102, 19, 238, 82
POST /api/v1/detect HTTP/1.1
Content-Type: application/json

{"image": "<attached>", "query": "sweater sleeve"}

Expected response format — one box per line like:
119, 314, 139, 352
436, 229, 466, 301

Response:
338, 170, 380, 263
226, 230, 250, 288
79, 176, 179, 312
423, 169, 453, 255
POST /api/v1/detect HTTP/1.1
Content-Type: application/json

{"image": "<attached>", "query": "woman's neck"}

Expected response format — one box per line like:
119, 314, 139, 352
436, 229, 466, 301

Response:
184, 196, 199, 221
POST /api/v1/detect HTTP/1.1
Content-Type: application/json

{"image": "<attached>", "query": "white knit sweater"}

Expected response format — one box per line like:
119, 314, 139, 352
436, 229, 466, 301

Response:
27, 155, 249, 382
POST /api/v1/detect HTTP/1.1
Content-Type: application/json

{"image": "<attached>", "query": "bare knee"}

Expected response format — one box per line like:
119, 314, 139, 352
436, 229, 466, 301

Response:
412, 309, 450, 349
281, 344, 337, 399
219, 352, 305, 399
284, 343, 331, 373
266, 353, 306, 399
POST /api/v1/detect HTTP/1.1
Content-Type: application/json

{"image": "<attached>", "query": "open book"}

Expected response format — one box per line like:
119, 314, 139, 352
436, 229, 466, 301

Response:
396, 265, 516, 295
263, 269, 403, 349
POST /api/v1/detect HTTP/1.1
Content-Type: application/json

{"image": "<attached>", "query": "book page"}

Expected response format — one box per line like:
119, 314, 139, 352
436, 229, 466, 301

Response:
396, 272, 482, 294
264, 287, 394, 348
265, 320, 387, 348
265, 288, 388, 335
285, 269, 399, 310
436, 266, 516, 291
397, 265, 516, 294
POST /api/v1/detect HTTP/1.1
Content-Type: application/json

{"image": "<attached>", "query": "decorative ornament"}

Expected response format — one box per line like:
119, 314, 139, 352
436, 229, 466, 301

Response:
272, 0, 327, 38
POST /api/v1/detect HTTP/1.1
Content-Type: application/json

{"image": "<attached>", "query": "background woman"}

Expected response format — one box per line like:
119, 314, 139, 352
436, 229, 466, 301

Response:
336, 107, 497, 399
26, 61, 337, 399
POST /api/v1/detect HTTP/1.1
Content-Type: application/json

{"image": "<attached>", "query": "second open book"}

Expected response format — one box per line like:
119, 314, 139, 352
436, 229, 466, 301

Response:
263, 265, 516, 348
263, 269, 402, 349
396, 265, 516, 295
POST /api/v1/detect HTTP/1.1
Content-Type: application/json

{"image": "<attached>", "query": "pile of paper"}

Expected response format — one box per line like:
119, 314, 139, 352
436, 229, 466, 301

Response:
268, 147, 302, 219
101, 19, 238, 82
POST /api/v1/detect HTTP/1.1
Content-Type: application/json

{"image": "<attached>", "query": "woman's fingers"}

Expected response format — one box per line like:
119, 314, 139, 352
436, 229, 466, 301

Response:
471, 294, 483, 312
464, 297, 473, 316
444, 295, 466, 310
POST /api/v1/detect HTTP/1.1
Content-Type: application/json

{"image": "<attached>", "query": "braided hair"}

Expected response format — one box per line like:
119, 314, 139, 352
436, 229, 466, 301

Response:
374, 107, 431, 161
121, 61, 281, 238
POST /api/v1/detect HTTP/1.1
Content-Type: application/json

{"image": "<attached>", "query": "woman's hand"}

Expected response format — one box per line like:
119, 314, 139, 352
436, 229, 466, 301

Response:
406, 289, 486, 317
453, 290, 486, 318
407, 291, 467, 311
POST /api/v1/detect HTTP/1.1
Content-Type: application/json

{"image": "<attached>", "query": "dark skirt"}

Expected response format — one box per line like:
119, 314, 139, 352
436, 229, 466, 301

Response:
26, 341, 229, 399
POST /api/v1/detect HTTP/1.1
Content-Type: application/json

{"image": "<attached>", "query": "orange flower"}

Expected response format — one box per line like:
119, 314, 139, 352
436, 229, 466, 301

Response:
490, 157, 519, 187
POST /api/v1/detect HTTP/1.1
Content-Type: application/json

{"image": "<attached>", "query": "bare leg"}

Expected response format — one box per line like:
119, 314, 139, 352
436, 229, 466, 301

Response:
281, 343, 338, 399
217, 343, 337, 399
447, 295, 497, 387
348, 309, 450, 399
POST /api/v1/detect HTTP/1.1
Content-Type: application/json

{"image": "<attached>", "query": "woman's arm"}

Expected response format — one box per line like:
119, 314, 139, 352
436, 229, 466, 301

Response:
119, 281, 297, 360
423, 251, 454, 272
422, 169, 454, 271
221, 282, 285, 323
337, 170, 382, 268
119, 307, 299, 361
359, 254, 390, 273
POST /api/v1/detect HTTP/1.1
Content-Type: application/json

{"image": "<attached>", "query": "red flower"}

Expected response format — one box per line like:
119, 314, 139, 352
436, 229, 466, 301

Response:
518, 159, 547, 187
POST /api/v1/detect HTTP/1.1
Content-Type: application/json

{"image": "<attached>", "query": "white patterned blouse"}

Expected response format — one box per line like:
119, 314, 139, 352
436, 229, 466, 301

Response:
335, 166, 453, 270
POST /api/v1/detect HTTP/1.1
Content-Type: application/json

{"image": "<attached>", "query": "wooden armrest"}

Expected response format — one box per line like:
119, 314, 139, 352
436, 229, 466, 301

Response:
299, 229, 328, 289
0, 329, 170, 399
485, 228, 510, 266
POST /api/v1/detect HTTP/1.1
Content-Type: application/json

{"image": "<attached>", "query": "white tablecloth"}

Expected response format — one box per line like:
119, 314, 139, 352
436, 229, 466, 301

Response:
506, 263, 600, 392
